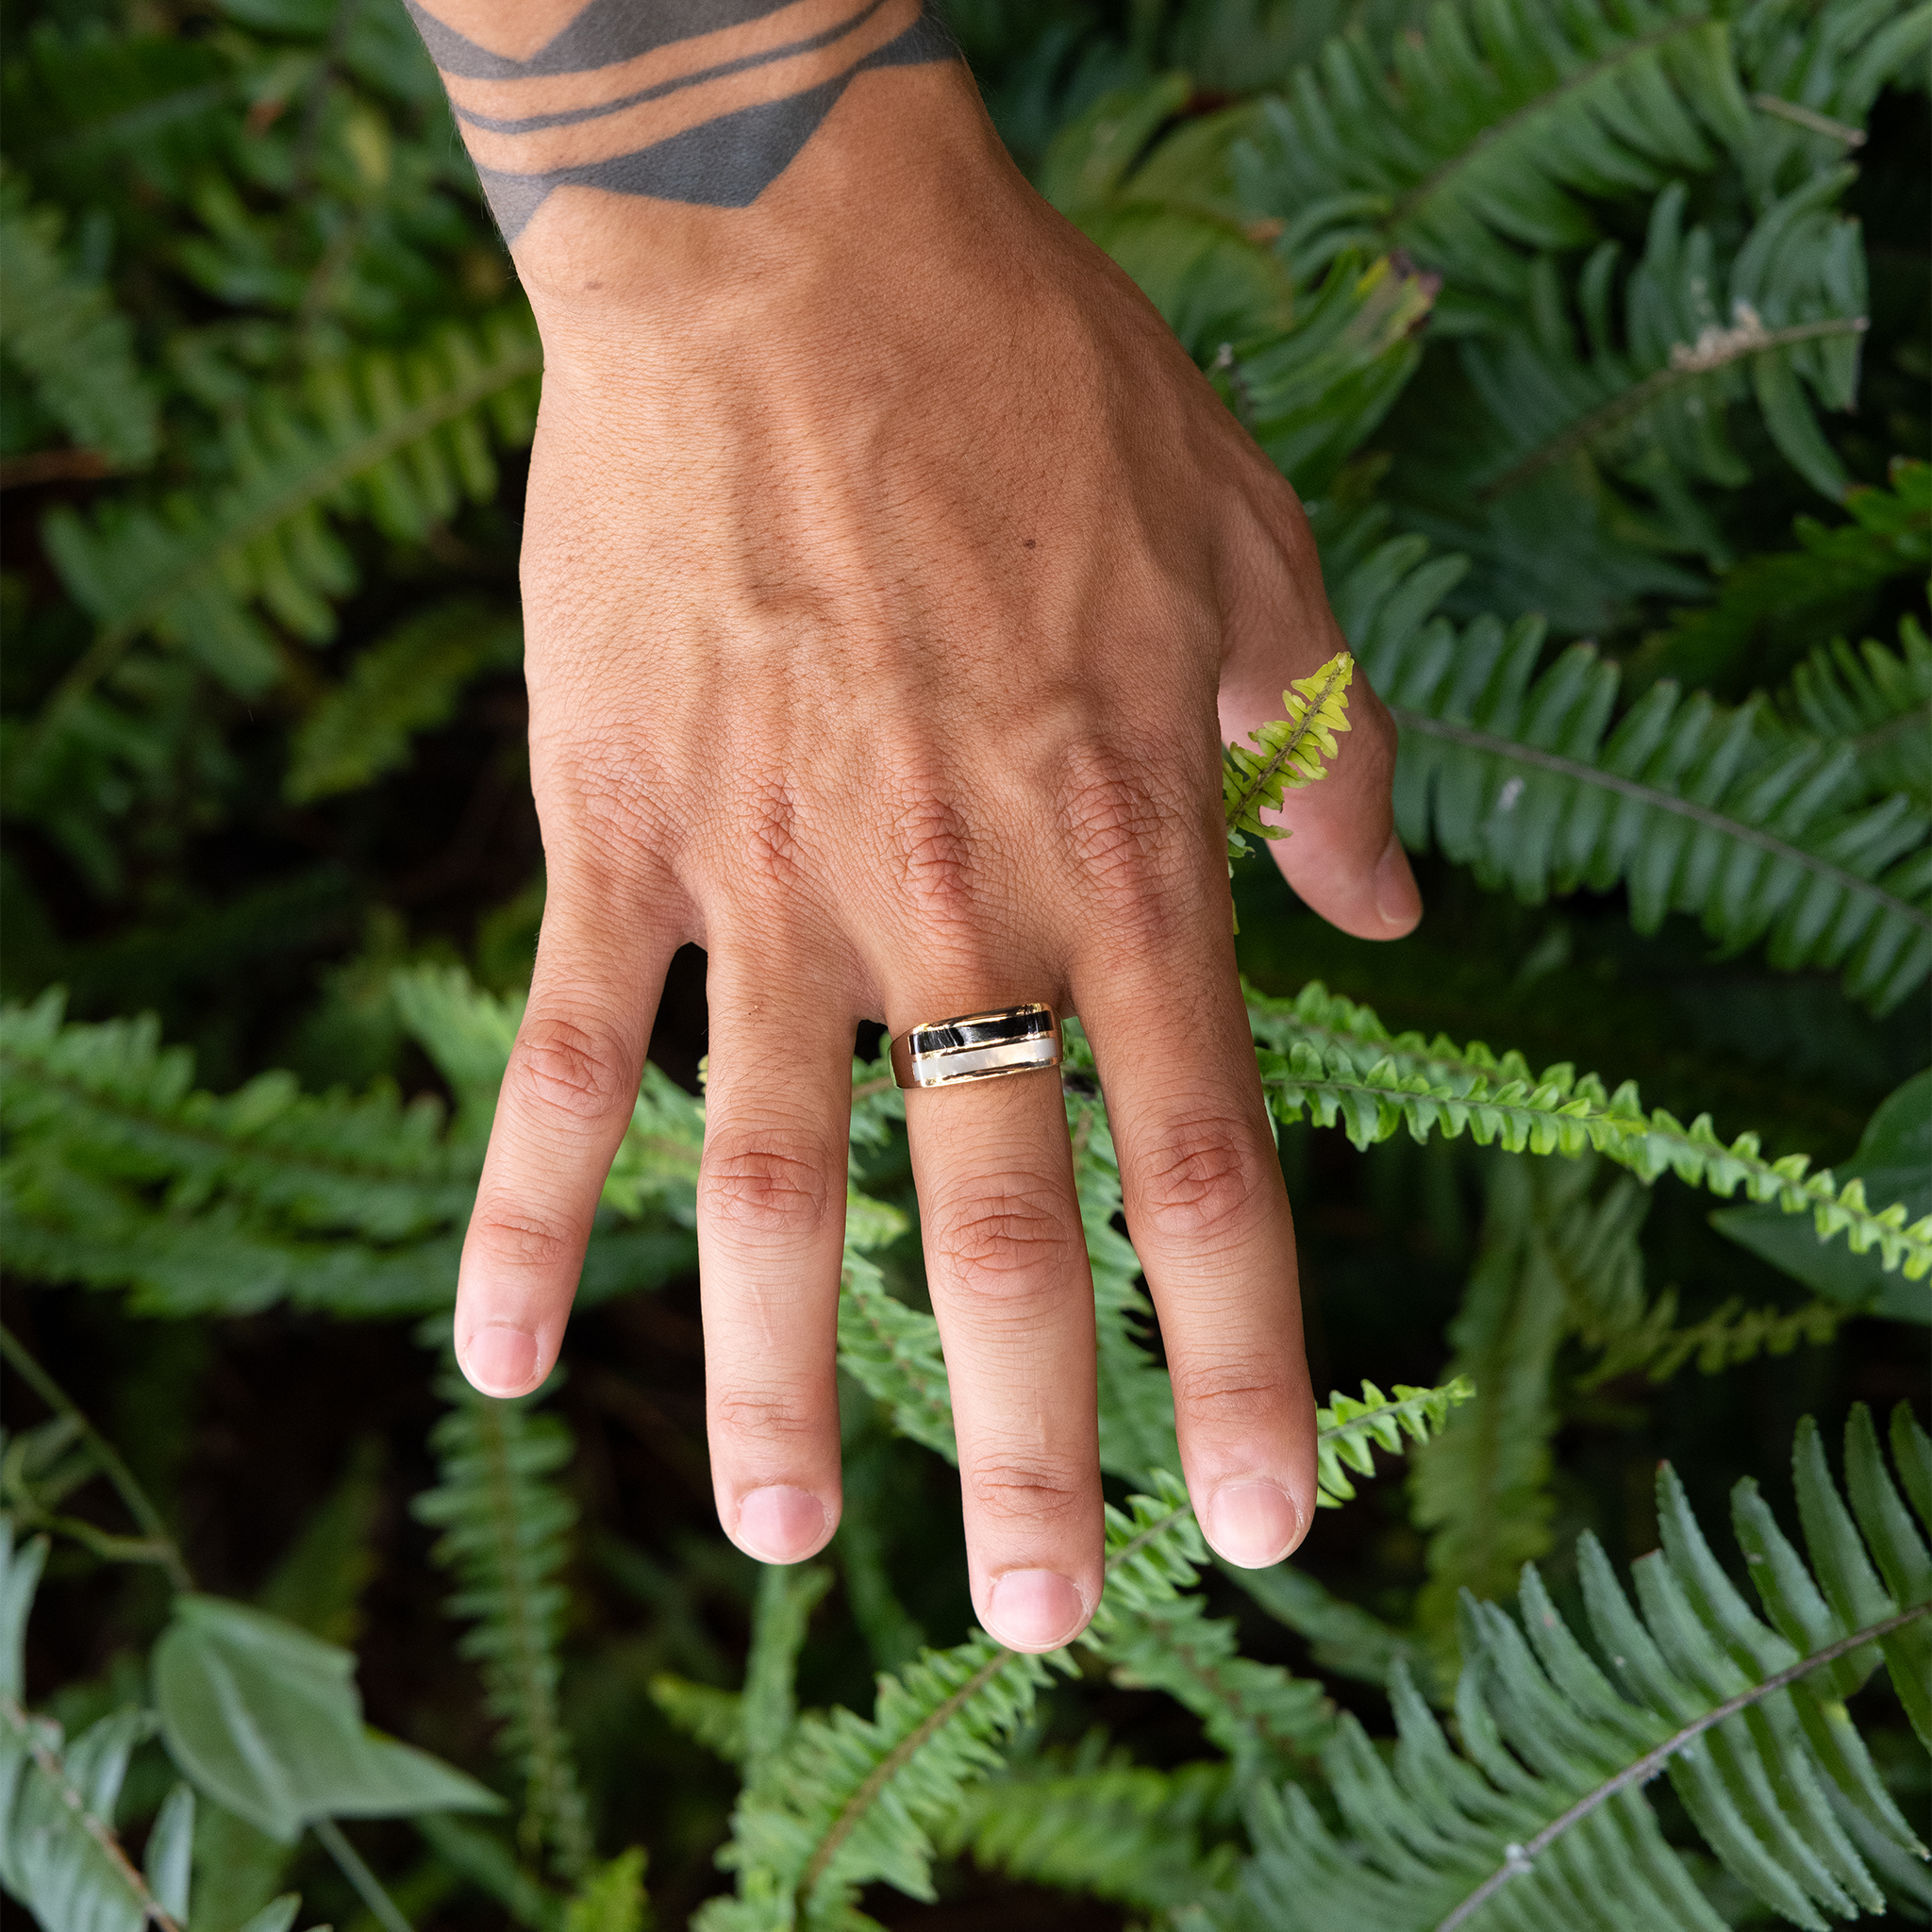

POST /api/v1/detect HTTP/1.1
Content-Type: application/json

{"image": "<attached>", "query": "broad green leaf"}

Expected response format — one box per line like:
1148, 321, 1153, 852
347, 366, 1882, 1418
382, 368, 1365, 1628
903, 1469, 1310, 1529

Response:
153, 1594, 500, 1841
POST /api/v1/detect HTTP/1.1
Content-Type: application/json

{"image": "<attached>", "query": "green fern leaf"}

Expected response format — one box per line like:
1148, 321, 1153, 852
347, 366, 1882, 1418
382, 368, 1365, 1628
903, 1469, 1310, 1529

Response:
285, 598, 524, 803
1626, 456, 1931, 702
0, 28, 241, 201
939, 1755, 1241, 1915
1452, 173, 1868, 507
1739, 0, 1932, 192
1776, 616, 1932, 810
1213, 251, 1438, 495
1066, 1087, 1179, 1483
1577, 1274, 1855, 1383
1224, 650, 1356, 858
0, 172, 158, 469
1332, 521, 1932, 1011
41, 306, 540, 701
1232, 0, 1757, 298
1409, 1159, 1638, 1632
650, 1676, 747, 1766
1248, 981, 1932, 1279
1224, 1403, 1932, 1932
412, 1368, 593, 1884
562, 1848, 651, 1932
1313, 1375, 1476, 1509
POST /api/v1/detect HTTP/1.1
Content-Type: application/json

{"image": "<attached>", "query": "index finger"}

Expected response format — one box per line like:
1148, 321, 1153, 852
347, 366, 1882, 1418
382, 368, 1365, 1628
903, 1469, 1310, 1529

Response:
455, 868, 678, 1395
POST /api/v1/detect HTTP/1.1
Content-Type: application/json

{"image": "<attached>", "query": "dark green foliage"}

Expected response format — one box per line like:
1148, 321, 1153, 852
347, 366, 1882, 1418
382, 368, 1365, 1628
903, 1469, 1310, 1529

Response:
0, 173, 158, 468
3, 0, 1928, 1924
1223, 1406, 1932, 1932
285, 598, 524, 803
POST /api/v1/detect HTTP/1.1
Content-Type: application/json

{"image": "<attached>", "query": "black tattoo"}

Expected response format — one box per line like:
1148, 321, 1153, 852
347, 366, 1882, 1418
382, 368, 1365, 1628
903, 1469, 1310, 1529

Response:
408, 1, 955, 240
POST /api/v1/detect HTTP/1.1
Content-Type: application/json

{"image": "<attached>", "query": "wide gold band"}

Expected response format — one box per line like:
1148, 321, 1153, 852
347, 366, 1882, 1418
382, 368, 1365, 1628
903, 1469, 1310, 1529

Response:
890, 1004, 1061, 1091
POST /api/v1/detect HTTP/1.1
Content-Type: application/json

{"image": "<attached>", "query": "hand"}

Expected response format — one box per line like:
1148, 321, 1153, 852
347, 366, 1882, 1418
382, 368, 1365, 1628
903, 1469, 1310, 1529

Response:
448, 49, 1421, 1652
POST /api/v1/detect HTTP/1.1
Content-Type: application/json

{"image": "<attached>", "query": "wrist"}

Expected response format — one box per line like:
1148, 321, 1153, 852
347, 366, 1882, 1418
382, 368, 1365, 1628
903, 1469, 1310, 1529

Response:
482, 55, 1019, 356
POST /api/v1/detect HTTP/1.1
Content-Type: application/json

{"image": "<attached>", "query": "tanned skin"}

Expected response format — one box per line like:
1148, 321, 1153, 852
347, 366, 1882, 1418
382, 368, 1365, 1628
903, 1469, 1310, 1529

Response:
409, 1, 1424, 1655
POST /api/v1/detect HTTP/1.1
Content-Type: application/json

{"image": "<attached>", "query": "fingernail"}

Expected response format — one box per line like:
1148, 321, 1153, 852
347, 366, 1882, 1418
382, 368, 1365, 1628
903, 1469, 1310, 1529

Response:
1374, 829, 1423, 929
985, 1570, 1087, 1651
736, 1486, 829, 1563
461, 1324, 539, 1395
1205, 1480, 1302, 1568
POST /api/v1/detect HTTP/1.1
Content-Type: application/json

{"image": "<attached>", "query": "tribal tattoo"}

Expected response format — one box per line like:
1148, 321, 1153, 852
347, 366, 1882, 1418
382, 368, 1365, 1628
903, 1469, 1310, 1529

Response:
408, 0, 957, 240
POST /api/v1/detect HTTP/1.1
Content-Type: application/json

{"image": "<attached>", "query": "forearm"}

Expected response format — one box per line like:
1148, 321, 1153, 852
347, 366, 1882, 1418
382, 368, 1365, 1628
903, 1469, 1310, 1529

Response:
406, 1, 988, 323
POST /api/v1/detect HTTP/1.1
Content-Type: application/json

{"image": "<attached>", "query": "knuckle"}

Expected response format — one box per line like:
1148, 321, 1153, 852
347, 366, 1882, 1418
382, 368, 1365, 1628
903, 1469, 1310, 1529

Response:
929, 1176, 1082, 1293
468, 1208, 579, 1274
1168, 1357, 1295, 1433
890, 791, 975, 927
1058, 746, 1193, 930
508, 1012, 633, 1125
968, 1453, 1088, 1526
700, 1127, 832, 1239
710, 1383, 822, 1442
743, 779, 807, 888
1132, 1111, 1264, 1241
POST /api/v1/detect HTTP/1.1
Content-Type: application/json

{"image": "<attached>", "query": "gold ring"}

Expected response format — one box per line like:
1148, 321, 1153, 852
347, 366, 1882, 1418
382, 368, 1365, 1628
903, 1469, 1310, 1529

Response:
890, 1004, 1061, 1091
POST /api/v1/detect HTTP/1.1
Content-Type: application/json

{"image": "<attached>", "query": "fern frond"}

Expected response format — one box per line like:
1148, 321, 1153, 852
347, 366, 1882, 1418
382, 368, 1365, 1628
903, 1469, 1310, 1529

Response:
1314, 1375, 1475, 1509
837, 1251, 958, 1465
285, 598, 524, 804
1084, 1474, 1336, 1781
1627, 455, 1930, 701
41, 306, 541, 702
1456, 173, 1868, 506
940, 1756, 1241, 1914
1409, 1159, 1637, 1629
0, 27, 241, 200
412, 1369, 592, 1884
562, 1848, 650, 1932
700, 1634, 1058, 1930
0, 1524, 192, 1932
1777, 617, 1932, 810
1578, 1284, 1853, 1386
741, 1563, 836, 1789
1224, 651, 1355, 858
0, 987, 475, 1314
650, 1675, 747, 1766
1739, 0, 1932, 191
1248, 981, 1932, 1276
0, 173, 158, 468
1067, 1089, 1178, 1483
1225, 1402, 1932, 1932
1232, 0, 1756, 297
1208, 253, 1437, 494
1334, 522, 1932, 1010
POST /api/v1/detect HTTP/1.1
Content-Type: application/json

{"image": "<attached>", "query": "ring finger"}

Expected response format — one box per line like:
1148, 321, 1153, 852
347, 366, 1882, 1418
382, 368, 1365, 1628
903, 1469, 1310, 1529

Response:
898, 987, 1103, 1654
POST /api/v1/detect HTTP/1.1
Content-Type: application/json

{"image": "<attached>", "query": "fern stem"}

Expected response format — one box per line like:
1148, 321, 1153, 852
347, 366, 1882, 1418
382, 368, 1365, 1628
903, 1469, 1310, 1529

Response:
1433, 1598, 1932, 1932
1386, 707, 1930, 935
1474, 316, 1869, 500
1, 1691, 184, 1932
1225, 654, 1351, 832
1750, 92, 1866, 146
0, 1323, 193, 1592
315, 1816, 414, 1932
